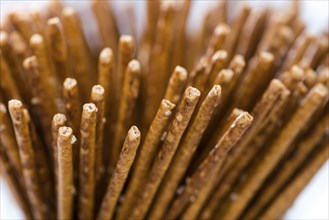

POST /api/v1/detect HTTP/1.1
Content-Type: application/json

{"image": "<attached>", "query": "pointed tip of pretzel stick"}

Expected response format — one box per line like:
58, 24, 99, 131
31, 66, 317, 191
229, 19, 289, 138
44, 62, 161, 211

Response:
83, 103, 97, 112
91, 85, 105, 102
214, 23, 230, 36
30, 33, 43, 45
260, 51, 274, 63
128, 126, 141, 141
8, 99, 23, 109
47, 17, 61, 26
290, 65, 304, 80
120, 35, 134, 43
63, 78, 78, 90
100, 47, 113, 64
212, 50, 228, 61
23, 56, 36, 69
209, 85, 222, 97
312, 83, 329, 97
58, 126, 73, 140
232, 111, 253, 129
161, 99, 176, 116
62, 6, 76, 17
174, 66, 188, 81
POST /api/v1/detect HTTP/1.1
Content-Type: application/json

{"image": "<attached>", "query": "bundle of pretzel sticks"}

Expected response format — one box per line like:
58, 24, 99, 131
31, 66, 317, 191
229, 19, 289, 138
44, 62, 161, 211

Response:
0, 0, 328, 219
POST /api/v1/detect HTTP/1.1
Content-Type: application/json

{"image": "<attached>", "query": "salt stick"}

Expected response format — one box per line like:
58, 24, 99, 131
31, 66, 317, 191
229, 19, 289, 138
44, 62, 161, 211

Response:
300, 35, 329, 69
205, 23, 230, 58
243, 113, 329, 219
232, 51, 274, 111
63, 78, 81, 137
78, 103, 97, 220
260, 140, 329, 220
145, 1, 176, 126
1, 31, 29, 99
281, 33, 314, 72
47, 17, 68, 82
236, 9, 268, 60
91, 0, 119, 52
129, 87, 201, 220
223, 5, 251, 59
164, 66, 188, 104
0, 103, 24, 189
51, 113, 67, 196
317, 67, 329, 88
97, 126, 141, 220
30, 34, 59, 101
205, 50, 228, 91
170, 0, 192, 70
112, 60, 141, 164
30, 10, 46, 37
167, 112, 253, 219
303, 68, 317, 89
62, 7, 95, 99
149, 85, 221, 220
90, 85, 105, 182
57, 126, 74, 220
189, 57, 208, 91
8, 12, 34, 42
0, 51, 22, 100
116, 99, 175, 220
0, 149, 32, 220
220, 84, 328, 220
8, 100, 48, 219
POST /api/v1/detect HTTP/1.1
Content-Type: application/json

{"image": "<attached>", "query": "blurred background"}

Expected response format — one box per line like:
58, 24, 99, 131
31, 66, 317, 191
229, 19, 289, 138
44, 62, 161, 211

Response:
0, 0, 328, 219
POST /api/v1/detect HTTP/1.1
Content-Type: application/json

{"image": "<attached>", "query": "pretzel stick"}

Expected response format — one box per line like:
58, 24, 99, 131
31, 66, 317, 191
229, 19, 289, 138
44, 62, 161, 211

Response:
243, 112, 329, 219
205, 24, 230, 58
317, 67, 329, 88
112, 60, 141, 164
8, 12, 34, 42
51, 113, 67, 195
117, 99, 175, 220
47, 0, 63, 18
167, 112, 253, 219
57, 126, 74, 220
149, 85, 221, 220
260, 140, 329, 220
0, 148, 32, 220
91, 0, 119, 52
97, 126, 141, 220
0, 51, 21, 100
62, 7, 95, 99
205, 50, 228, 91
78, 103, 97, 220
8, 100, 48, 219
220, 84, 328, 220
90, 85, 105, 182
164, 66, 188, 104
47, 17, 68, 82
129, 86, 201, 220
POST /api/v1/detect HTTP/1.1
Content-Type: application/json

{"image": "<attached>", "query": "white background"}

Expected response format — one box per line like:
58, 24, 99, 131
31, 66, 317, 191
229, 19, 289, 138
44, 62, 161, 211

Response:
0, 0, 328, 219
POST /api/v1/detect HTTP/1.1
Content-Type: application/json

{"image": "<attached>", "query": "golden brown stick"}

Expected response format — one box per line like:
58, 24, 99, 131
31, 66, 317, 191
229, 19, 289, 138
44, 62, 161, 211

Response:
112, 60, 141, 164
205, 24, 230, 58
8, 100, 47, 219
243, 113, 329, 219
78, 103, 97, 220
220, 84, 328, 220
91, 0, 119, 52
117, 99, 175, 220
189, 57, 208, 91
51, 113, 67, 196
57, 126, 74, 220
205, 50, 229, 91
164, 66, 188, 104
97, 126, 141, 220
223, 5, 251, 59
47, 0, 63, 18
47, 17, 68, 82
145, 1, 176, 127
317, 67, 329, 88
0, 51, 21, 101
62, 7, 95, 99
167, 112, 253, 220
260, 140, 329, 220
0, 103, 22, 177
63, 78, 81, 136
8, 12, 34, 42
90, 85, 106, 182
129, 87, 201, 220
231, 52, 274, 111
0, 148, 32, 220
149, 85, 221, 220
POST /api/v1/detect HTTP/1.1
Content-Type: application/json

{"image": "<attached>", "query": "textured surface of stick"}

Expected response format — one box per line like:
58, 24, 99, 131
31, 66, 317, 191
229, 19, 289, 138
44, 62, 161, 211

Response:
117, 99, 175, 220
220, 84, 328, 220
78, 103, 97, 220
164, 66, 188, 104
57, 126, 74, 220
129, 87, 201, 220
260, 140, 329, 220
167, 112, 253, 219
97, 126, 141, 220
149, 85, 221, 219
112, 59, 141, 164
8, 100, 47, 219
